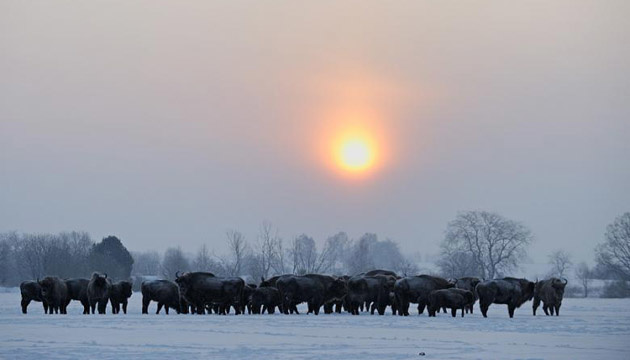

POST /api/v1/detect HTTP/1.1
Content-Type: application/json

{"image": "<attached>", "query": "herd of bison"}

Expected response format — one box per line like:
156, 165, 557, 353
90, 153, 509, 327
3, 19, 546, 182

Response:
20, 270, 568, 318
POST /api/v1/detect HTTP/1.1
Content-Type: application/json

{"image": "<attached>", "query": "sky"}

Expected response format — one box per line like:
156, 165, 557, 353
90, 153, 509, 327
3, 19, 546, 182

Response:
1, 0, 629, 265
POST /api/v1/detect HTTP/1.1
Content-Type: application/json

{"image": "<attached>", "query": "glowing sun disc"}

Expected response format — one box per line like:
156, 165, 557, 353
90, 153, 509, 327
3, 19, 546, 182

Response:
335, 136, 376, 173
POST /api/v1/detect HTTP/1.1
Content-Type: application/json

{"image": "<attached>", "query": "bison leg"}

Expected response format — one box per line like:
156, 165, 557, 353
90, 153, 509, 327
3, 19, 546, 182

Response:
21, 299, 30, 314
549, 306, 555, 316
81, 300, 89, 314
532, 296, 541, 316
418, 302, 426, 315
543, 305, 550, 316
98, 299, 107, 314
122, 301, 128, 314
156, 302, 163, 314
508, 304, 516, 318
554, 305, 560, 316
142, 297, 150, 314
480, 303, 489, 318
451, 308, 457, 317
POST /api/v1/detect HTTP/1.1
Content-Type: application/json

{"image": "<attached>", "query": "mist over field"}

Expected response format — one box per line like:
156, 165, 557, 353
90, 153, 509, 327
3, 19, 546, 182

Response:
1, 0, 629, 265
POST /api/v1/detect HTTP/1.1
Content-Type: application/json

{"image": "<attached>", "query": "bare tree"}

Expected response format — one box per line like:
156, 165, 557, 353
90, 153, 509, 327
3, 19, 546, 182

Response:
596, 212, 630, 279
575, 262, 591, 297
316, 232, 350, 274
255, 222, 284, 278
161, 247, 190, 280
346, 233, 376, 275
16, 234, 48, 279
547, 250, 573, 278
437, 247, 482, 279
192, 244, 214, 272
222, 230, 249, 276
132, 251, 161, 276
440, 211, 533, 279
290, 234, 319, 274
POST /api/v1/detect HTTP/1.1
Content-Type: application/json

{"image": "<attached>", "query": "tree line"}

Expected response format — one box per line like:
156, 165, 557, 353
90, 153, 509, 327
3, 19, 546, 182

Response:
134, 222, 419, 283
1, 211, 629, 297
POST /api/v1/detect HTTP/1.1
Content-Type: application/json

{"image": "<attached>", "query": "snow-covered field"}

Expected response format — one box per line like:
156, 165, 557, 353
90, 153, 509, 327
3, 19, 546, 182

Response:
0, 292, 628, 360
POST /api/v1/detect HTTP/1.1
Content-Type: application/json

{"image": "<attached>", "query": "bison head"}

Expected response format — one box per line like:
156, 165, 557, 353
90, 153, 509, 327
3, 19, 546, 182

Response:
552, 278, 568, 294
38, 277, 54, 298
91, 273, 108, 288
174, 272, 192, 295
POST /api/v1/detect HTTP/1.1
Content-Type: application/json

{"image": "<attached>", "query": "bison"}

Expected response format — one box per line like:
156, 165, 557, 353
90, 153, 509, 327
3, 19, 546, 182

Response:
427, 288, 475, 317
533, 277, 567, 316
141, 279, 182, 314
87, 272, 111, 314
38, 276, 68, 314
260, 275, 298, 314
242, 283, 257, 314
394, 275, 455, 316
20, 281, 48, 314
65, 278, 90, 314
476, 277, 536, 318
251, 286, 281, 314
455, 277, 481, 314
278, 274, 346, 315
347, 275, 396, 315
175, 272, 245, 315
110, 280, 133, 314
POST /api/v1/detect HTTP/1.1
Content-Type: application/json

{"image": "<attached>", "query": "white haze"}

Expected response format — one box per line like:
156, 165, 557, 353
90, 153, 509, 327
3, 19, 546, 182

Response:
1, 1, 629, 265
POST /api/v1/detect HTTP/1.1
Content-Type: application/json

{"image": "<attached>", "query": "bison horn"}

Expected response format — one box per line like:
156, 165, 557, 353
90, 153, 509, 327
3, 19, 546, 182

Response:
104, 273, 108, 278
562, 277, 568, 285
176, 271, 181, 279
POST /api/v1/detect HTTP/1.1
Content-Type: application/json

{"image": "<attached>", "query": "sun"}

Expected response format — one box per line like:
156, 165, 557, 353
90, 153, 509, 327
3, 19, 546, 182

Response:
339, 138, 372, 171
334, 133, 377, 173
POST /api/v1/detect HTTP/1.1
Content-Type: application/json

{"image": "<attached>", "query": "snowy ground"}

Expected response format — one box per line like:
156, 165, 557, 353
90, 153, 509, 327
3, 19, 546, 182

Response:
0, 292, 629, 360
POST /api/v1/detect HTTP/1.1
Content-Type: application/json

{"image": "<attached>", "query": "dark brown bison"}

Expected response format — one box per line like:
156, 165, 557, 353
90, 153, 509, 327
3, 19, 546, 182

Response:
20, 281, 48, 314
141, 279, 182, 314
533, 277, 567, 316
175, 272, 245, 315
242, 283, 257, 314
110, 280, 133, 314
277, 274, 346, 315
87, 272, 111, 314
394, 275, 455, 316
65, 278, 90, 314
428, 288, 475, 317
324, 275, 350, 314
251, 287, 281, 314
347, 275, 396, 315
38, 276, 68, 314
260, 275, 298, 314
455, 277, 481, 314
476, 277, 536, 318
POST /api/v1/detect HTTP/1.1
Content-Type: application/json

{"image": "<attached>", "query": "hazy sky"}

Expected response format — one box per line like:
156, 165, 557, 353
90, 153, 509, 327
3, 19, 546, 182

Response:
1, 0, 629, 265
